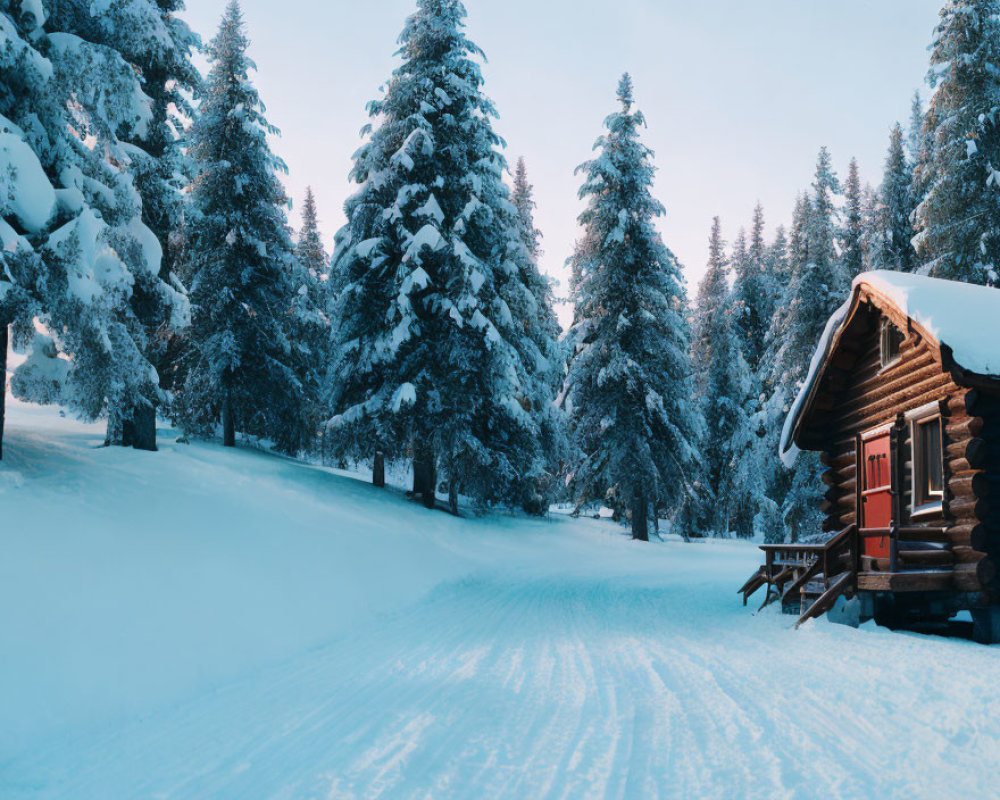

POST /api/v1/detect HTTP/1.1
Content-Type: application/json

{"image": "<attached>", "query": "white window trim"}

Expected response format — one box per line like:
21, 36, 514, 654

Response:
907, 402, 945, 517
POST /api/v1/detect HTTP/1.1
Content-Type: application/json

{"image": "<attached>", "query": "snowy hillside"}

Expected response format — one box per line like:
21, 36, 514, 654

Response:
3, 402, 1000, 799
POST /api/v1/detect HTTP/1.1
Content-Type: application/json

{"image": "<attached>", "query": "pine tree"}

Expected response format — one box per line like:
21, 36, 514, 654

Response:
176, 1, 314, 453
297, 187, 328, 278
914, 1, 1000, 282
737, 196, 815, 543
1, 0, 187, 457
692, 218, 748, 535
509, 157, 566, 513
327, 0, 543, 511
841, 158, 865, 278
768, 225, 791, 286
95, 0, 201, 414
777, 149, 848, 541
745, 151, 851, 544
732, 204, 774, 374
881, 123, 917, 272
908, 92, 934, 233
564, 75, 701, 541
859, 182, 885, 272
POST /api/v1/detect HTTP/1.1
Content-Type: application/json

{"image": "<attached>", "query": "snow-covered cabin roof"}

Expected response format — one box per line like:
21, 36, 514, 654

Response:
779, 270, 1000, 466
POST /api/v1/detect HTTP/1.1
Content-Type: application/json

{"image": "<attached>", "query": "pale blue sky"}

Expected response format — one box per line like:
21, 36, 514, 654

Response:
183, 0, 943, 325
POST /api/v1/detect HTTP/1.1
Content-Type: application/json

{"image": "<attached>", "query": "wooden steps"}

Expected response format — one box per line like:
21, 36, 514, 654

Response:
739, 525, 859, 628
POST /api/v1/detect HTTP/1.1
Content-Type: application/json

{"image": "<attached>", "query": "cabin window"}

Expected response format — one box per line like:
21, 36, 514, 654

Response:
880, 319, 904, 369
911, 411, 944, 513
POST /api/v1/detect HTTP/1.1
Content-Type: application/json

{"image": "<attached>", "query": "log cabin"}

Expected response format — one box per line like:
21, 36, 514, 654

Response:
740, 270, 1000, 643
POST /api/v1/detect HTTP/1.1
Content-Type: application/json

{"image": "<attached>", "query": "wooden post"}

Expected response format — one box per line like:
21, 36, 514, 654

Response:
0, 323, 6, 461
631, 490, 649, 542
890, 419, 906, 573
373, 450, 386, 488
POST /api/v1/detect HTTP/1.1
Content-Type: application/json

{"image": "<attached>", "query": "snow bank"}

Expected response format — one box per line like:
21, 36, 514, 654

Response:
780, 271, 1000, 464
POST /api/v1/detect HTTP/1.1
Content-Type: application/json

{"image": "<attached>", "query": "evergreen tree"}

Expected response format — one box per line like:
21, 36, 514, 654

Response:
841, 158, 865, 278
881, 123, 917, 272
859, 182, 886, 273
914, 0, 1000, 283
692, 218, 748, 536
1, 0, 187, 457
564, 75, 701, 541
908, 91, 934, 235
327, 0, 544, 511
732, 204, 773, 374
297, 187, 328, 278
176, 1, 314, 453
95, 0, 201, 410
509, 157, 566, 513
767, 225, 791, 286
776, 149, 848, 541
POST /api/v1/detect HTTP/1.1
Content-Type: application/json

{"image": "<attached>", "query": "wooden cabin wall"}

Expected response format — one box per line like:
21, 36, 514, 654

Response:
963, 389, 1000, 599
804, 300, 992, 593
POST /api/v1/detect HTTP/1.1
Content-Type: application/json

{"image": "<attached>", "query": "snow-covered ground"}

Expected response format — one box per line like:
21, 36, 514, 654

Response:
3, 401, 1000, 799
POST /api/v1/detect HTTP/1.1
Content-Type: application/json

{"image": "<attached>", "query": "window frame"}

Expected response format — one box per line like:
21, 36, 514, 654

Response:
907, 402, 945, 518
879, 318, 905, 371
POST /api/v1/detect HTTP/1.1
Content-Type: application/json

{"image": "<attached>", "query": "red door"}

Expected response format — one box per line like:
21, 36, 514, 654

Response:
861, 433, 893, 559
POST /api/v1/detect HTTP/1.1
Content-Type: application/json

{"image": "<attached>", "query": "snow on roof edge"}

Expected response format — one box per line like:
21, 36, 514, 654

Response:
778, 298, 851, 468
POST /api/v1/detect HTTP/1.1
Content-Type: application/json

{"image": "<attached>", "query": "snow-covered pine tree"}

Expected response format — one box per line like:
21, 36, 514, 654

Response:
732, 204, 773, 375
291, 187, 332, 454
89, 0, 201, 417
1, 0, 187, 457
736, 195, 813, 543
564, 74, 701, 541
775, 148, 849, 541
881, 123, 917, 272
692, 218, 748, 536
859, 182, 886, 273
908, 91, 930, 166
327, 0, 542, 511
297, 187, 328, 278
841, 158, 865, 278
768, 225, 791, 286
913, 0, 1000, 283
176, 0, 314, 453
508, 156, 566, 513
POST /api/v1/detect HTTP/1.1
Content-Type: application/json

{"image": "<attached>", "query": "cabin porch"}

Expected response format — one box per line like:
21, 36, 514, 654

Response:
739, 524, 1000, 641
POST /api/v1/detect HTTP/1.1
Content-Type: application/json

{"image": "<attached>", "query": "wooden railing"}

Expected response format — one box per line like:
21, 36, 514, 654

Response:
742, 525, 859, 628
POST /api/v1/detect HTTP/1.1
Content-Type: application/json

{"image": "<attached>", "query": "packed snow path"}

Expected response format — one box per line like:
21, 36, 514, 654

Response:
3, 403, 1000, 799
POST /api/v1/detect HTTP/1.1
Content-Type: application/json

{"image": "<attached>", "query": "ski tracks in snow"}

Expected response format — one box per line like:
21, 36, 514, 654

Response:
8, 563, 1000, 799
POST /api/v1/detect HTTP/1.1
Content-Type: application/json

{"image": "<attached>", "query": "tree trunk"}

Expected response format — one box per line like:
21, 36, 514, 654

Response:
223, 389, 235, 448
132, 403, 157, 452
0, 323, 7, 461
413, 446, 436, 509
373, 450, 386, 488
121, 414, 135, 448
653, 503, 659, 535
449, 478, 459, 516
631, 490, 649, 542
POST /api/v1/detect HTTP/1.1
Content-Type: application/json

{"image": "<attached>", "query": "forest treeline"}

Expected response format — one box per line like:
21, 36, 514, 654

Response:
1, 0, 997, 541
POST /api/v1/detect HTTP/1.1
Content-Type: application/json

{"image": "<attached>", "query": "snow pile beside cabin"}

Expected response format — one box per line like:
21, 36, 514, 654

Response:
780, 270, 1000, 467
